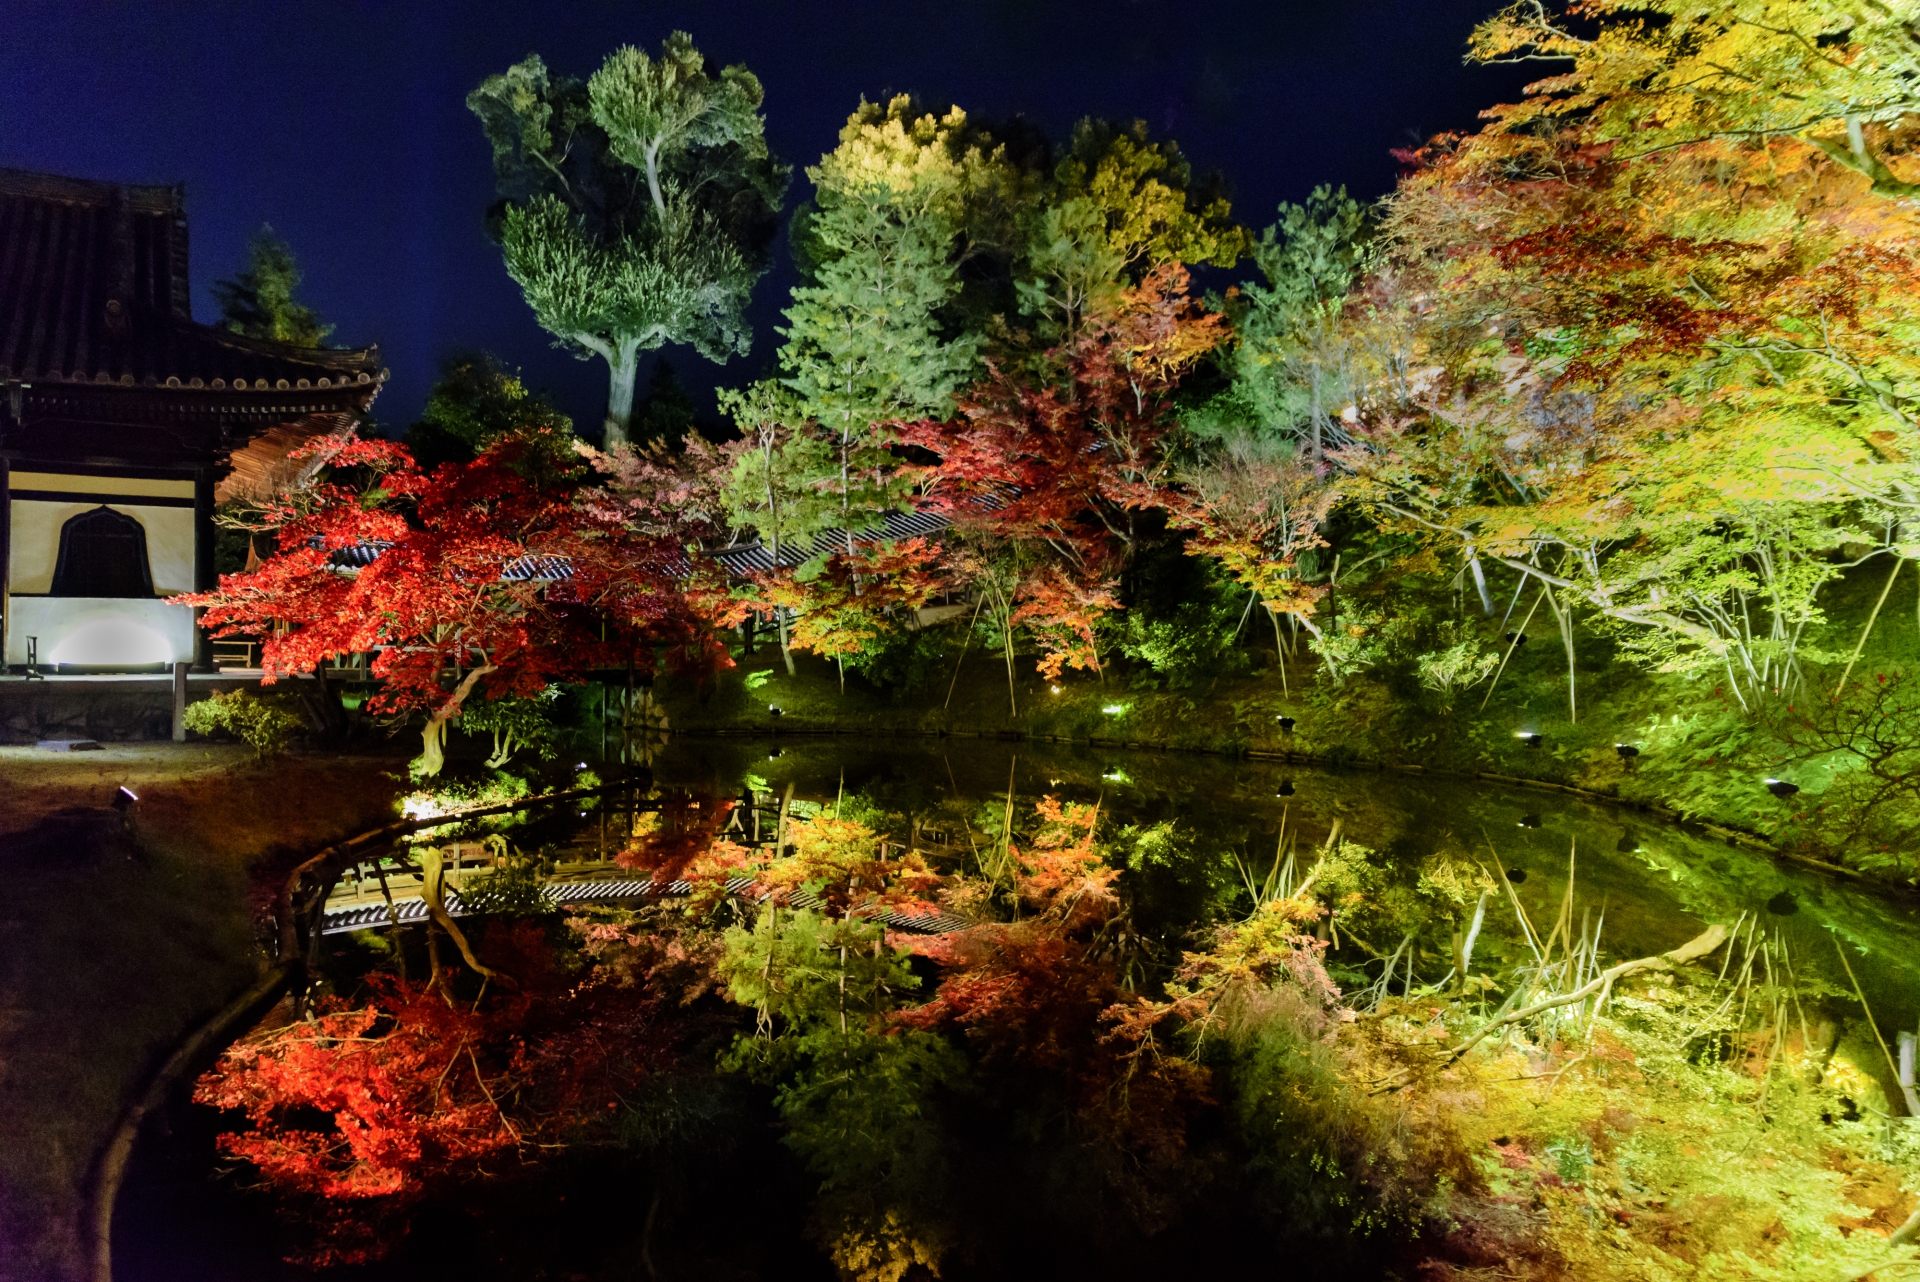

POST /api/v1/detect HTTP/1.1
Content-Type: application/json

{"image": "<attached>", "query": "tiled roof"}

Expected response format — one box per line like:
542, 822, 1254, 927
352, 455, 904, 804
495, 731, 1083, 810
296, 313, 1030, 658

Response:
323, 542, 575, 583
708, 508, 951, 576
324, 509, 954, 582
0, 168, 382, 394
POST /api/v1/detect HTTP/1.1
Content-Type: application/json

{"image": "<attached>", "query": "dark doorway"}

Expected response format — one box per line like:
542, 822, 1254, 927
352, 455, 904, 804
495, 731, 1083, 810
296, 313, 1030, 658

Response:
50, 506, 154, 597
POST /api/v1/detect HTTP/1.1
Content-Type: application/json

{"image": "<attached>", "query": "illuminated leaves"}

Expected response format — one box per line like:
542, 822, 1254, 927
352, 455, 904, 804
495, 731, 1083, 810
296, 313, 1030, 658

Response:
194, 950, 686, 1266
902, 264, 1224, 677
187, 426, 728, 770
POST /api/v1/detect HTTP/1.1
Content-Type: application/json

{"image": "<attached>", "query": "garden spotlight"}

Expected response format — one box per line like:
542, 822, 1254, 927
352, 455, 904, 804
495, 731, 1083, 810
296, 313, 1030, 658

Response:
1764, 778, 1799, 798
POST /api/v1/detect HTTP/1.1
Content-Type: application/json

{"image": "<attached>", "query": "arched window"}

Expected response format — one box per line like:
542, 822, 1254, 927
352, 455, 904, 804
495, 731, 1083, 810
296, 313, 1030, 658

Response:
51, 506, 154, 597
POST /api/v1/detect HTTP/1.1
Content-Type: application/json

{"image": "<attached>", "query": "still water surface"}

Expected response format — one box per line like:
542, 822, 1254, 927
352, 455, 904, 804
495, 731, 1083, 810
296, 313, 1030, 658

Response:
116, 735, 1920, 1280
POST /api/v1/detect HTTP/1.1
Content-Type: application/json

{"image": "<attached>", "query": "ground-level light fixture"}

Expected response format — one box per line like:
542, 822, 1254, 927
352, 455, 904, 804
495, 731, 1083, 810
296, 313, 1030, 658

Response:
1102, 704, 1127, 715
1515, 731, 1544, 748
767, 748, 783, 760
1050, 685, 1061, 694
768, 704, 783, 717
1518, 812, 1542, 829
1505, 631, 1529, 646
1276, 780, 1296, 797
112, 786, 139, 810
1275, 716, 1296, 732
1765, 778, 1800, 798
1615, 744, 1640, 762
1767, 890, 1798, 916
1505, 867, 1528, 884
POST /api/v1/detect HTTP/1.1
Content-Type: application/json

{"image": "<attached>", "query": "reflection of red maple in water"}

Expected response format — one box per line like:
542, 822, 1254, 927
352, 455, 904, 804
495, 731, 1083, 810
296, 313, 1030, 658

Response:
613, 794, 739, 882
897, 798, 1214, 1230
193, 920, 700, 1266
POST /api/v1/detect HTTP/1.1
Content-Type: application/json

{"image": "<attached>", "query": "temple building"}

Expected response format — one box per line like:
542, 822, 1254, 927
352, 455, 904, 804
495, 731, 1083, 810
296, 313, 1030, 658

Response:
0, 168, 383, 671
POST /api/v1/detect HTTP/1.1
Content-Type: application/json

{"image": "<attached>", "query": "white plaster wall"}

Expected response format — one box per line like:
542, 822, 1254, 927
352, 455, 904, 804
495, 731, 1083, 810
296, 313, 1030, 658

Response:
5, 596, 197, 666
9, 497, 195, 594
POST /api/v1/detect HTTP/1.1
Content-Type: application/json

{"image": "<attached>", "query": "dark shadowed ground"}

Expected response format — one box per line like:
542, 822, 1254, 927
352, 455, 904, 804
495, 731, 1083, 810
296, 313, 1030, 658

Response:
0, 745, 407, 1282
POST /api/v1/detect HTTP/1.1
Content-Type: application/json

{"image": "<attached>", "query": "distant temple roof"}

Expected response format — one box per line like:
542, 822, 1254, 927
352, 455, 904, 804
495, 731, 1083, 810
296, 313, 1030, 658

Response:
0, 167, 385, 495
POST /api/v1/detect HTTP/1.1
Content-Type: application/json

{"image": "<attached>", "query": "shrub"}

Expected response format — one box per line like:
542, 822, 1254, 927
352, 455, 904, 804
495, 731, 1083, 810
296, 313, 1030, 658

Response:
460, 688, 562, 768
846, 620, 953, 698
1113, 599, 1253, 689
182, 688, 304, 758
1415, 632, 1500, 706
457, 837, 554, 916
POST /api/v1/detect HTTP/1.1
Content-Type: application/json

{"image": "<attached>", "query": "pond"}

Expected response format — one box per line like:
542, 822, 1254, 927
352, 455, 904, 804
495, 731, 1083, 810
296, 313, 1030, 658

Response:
114, 734, 1920, 1281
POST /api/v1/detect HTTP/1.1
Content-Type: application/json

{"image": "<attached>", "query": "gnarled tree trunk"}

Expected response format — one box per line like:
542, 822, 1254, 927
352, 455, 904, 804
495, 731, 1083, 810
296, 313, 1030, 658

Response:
417, 664, 497, 778
604, 339, 642, 449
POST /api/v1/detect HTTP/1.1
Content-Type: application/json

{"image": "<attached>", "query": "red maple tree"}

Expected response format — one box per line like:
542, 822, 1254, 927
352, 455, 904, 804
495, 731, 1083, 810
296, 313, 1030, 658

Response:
900, 264, 1225, 681
187, 427, 729, 772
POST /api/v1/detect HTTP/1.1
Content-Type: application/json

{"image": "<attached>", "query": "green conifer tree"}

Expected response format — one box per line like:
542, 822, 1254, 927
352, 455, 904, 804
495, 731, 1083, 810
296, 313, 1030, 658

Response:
778, 97, 999, 549
403, 353, 573, 470
212, 226, 333, 348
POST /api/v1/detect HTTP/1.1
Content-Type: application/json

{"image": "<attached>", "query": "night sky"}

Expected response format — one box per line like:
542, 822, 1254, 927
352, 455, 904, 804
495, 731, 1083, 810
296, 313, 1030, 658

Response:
0, 0, 1530, 438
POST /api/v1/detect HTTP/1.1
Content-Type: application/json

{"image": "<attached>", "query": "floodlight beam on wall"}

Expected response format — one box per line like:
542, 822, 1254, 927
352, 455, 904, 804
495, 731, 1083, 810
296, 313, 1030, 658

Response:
47, 616, 172, 666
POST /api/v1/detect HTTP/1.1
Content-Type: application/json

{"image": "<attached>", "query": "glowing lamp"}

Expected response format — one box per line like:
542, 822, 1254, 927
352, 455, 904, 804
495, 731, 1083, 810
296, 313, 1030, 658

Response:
112, 786, 138, 810
1764, 778, 1799, 798
1515, 731, 1544, 748
401, 794, 444, 821
1614, 744, 1639, 760
1504, 631, 1529, 646
768, 704, 783, 717
1275, 716, 1296, 732
49, 617, 170, 666
1275, 780, 1296, 797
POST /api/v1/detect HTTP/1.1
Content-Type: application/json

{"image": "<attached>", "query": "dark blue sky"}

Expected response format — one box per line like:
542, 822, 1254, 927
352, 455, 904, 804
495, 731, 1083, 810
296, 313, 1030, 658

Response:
0, 0, 1528, 438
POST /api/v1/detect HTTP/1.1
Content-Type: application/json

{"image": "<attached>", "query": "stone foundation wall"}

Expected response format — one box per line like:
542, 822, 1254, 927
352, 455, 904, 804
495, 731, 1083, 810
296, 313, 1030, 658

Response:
0, 677, 258, 744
